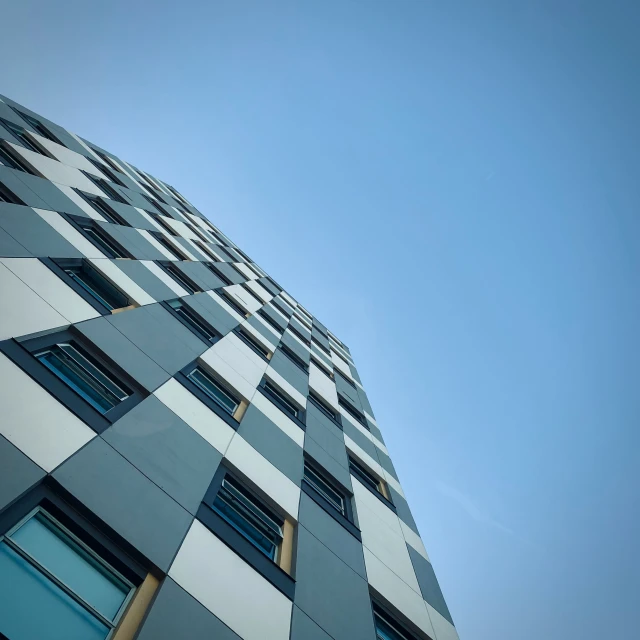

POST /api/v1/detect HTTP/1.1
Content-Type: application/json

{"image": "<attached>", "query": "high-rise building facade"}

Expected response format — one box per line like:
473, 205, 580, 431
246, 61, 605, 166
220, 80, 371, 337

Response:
0, 94, 457, 640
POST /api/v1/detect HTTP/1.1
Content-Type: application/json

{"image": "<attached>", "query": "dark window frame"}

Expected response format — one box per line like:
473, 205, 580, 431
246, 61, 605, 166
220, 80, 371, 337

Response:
335, 369, 357, 390
204, 262, 233, 286
42, 257, 130, 315
74, 190, 129, 226
81, 172, 127, 204
258, 309, 285, 334
63, 213, 133, 259
278, 344, 309, 373
310, 357, 333, 379
155, 260, 201, 294
349, 456, 396, 512
150, 231, 189, 261
214, 289, 248, 317
233, 327, 271, 361
0, 117, 43, 153
8, 107, 63, 144
161, 299, 221, 345
240, 283, 265, 306
0, 329, 148, 433
198, 465, 295, 600
257, 378, 306, 430
0, 181, 25, 205
301, 455, 361, 540
307, 392, 342, 428
287, 324, 311, 346
0, 142, 35, 174
270, 299, 291, 319
175, 362, 241, 430
339, 395, 369, 429
372, 599, 422, 640
311, 337, 331, 355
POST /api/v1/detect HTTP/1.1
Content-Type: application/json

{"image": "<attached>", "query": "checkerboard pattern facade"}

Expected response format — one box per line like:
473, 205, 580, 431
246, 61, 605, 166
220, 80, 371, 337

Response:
0, 94, 457, 640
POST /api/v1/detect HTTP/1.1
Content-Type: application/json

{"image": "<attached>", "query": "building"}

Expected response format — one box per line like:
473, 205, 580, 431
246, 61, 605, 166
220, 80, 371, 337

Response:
0, 94, 457, 640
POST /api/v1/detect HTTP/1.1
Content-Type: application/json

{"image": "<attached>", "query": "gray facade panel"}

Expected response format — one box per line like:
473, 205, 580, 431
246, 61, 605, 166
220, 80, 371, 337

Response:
269, 350, 309, 397
0, 435, 45, 512
0, 226, 30, 256
102, 396, 222, 514
298, 493, 367, 579
237, 404, 304, 485
389, 487, 420, 535
290, 606, 333, 640
0, 204, 82, 258
408, 546, 454, 625
304, 434, 352, 492
52, 438, 192, 571
177, 261, 226, 291
341, 419, 379, 460
100, 223, 165, 260
183, 293, 239, 336
335, 373, 363, 409
137, 578, 242, 640
74, 316, 170, 392
110, 259, 179, 302
106, 304, 207, 375
294, 525, 376, 640
280, 331, 311, 364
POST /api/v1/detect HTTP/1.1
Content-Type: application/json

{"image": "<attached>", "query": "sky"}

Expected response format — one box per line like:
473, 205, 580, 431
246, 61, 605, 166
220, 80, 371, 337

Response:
2, 1, 639, 638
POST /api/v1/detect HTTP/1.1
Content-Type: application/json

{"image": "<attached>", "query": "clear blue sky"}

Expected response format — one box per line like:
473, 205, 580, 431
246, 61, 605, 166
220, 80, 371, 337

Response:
3, 1, 639, 637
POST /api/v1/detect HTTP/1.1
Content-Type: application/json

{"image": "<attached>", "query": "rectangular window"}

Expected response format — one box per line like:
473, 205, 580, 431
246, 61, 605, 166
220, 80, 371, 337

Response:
59, 259, 130, 311
149, 213, 179, 236
0, 182, 24, 205
270, 299, 291, 319
0, 143, 34, 173
151, 232, 189, 261
258, 309, 284, 333
234, 327, 270, 360
76, 191, 128, 226
186, 366, 240, 416
71, 217, 130, 259
373, 603, 418, 640
261, 381, 300, 419
349, 456, 388, 499
212, 475, 284, 561
310, 357, 333, 379
308, 392, 339, 423
156, 261, 200, 294
166, 299, 219, 344
241, 283, 265, 306
311, 337, 331, 355
303, 463, 346, 516
9, 107, 62, 143
82, 172, 126, 204
279, 345, 309, 373
194, 239, 219, 261
35, 342, 131, 415
215, 289, 247, 317
204, 262, 232, 286
339, 397, 368, 428
287, 325, 311, 346
0, 118, 42, 153
0, 508, 136, 640
86, 157, 127, 188
335, 369, 357, 389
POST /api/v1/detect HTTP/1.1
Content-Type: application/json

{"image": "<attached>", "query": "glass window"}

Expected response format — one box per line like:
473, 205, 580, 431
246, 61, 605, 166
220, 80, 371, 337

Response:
234, 328, 270, 359
187, 367, 239, 416
35, 342, 131, 414
349, 457, 384, 496
339, 397, 368, 427
152, 234, 189, 261
167, 299, 218, 343
303, 464, 346, 515
213, 476, 283, 560
0, 509, 134, 640
158, 261, 198, 293
262, 381, 299, 418
77, 221, 128, 259
0, 145, 33, 172
308, 393, 338, 422
374, 605, 416, 640
0, 118, 42, 153
63, 262, 129, 311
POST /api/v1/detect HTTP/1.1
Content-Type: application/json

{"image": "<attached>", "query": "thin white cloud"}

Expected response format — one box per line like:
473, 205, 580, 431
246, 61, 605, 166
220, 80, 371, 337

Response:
436, 481, 514, 535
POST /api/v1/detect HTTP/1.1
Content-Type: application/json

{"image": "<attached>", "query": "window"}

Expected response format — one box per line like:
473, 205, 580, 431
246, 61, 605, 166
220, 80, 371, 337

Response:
1, 329, 147, 433
151, 232, 189, 261
69, 215, 131, 259
308, 392, 340, 424
279, 345, 309, 373
82, 173, 126, 204
258, 309, 284, 333
204, 262, 232, 286
86, 157, 127, 188
0, 508, 137, 640
215, 289, 247, 317
373, 603, 418, 640
0, 181, 24, 205
194, 239, 220, 261
94, 150, 123, 174
186, 366, 240, 416
75, 191, 128, 226
0, 118, 42, 153
303, 462, 346, 516
149, 212, 179, 236
212, 475, 284, 561
165, 299, 219, 344
270, 299, 291, 319
234, 327, 270, 360
156, 261, 200, 294
261, 380, 300, 420
0, 143, 34, 173
287, 324, 311, 346
9, 107, 61, 143
339, 396, 368, 428
310, 357, 333, 379
335, 369, 357, 389
53, 258, 130, 312
241, 283, 265, 306
35, 342, 131, 415
349, 456, 388, 498
311, 337, 331, 355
